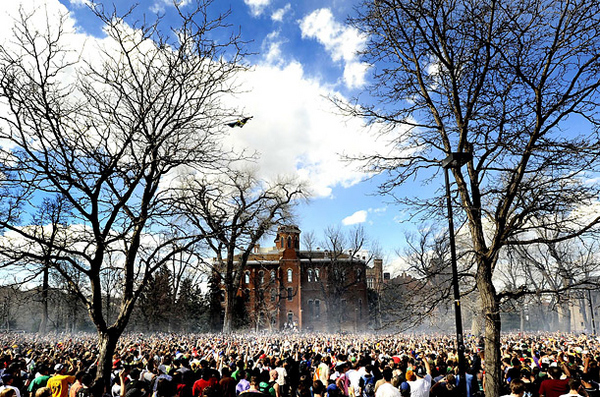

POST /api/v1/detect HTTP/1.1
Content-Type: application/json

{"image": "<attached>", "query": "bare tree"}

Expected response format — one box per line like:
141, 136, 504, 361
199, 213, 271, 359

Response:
174, 170, 306, 333
497, 233, 600, 332
344, 0, 600, 395
305, 225, 374, 331
0, 0, 246, 384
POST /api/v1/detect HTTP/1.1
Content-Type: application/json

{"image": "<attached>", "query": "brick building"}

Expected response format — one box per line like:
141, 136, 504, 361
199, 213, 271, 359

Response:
231, 225, 382, 331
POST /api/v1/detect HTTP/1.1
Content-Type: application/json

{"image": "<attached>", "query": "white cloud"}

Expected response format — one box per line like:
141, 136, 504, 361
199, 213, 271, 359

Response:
150, 0, 192, 14
2, 0, 393, 202
244, 0, 271, 17
262, 31, 286, 66
343, 61, 370, 90
271, 4, 291, 22
224, 61, 390, 197
299, 8, 369, 89
69, 0, 91, 7
342, 210, 368, 225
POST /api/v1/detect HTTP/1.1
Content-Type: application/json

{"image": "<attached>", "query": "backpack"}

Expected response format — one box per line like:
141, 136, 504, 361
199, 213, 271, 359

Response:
76, 387, 92, 397
361, 374, 375, 397
259, 381, 276, 397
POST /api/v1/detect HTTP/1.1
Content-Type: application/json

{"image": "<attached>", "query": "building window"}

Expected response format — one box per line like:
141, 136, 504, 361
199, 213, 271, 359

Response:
258, 289, 264, 302
287, 287, 293, 301
270, 288, 277, 302
359, 299, 363, 320
280, 237, 284, 247
244, 288, 250, 302
315, 300, 320, 318
307, 269, 314, 282
244, 271, 250, 284
314, 268, 320, 281
258, 270, 265, 284
356, 268, 363, 282
367, 277, 374, 289
287, 268, 293, 283
294, 237, 299, 249
270, 270, 276, 283
308, 300, 314, 318
287, 311, 293, 324
287, 236, 292, 248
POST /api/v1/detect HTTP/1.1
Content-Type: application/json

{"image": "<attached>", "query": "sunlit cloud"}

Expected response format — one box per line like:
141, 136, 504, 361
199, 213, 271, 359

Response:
342, 210, 368, 225
299, 8, 370, 89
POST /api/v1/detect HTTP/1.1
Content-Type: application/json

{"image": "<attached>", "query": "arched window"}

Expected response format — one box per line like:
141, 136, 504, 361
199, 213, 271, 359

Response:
244, 271, 250, 284
287, 287, 293, 301
244, 288, 250, 302
287, 268, 293, 283
356, 268, 363, 282
270, 288, 277, 302
308, 300, 314, 318
314, 268, 320, 281
315, 300, 320, 318
294, 236, 299, 249
287, 311, 293, 324
280, 237, 284, 247
258, 270, 265, 285
359, 299, 363, 319
287, 236, 292, 248
307, 269, 314, 282
270, 270, 276, 283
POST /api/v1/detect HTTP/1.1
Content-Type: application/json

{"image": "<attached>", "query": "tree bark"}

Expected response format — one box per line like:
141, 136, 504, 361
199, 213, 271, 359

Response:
222, 285, 236, 334
97, 329, 120, 389
39, 266, 49, 334
478, 265, 501, 397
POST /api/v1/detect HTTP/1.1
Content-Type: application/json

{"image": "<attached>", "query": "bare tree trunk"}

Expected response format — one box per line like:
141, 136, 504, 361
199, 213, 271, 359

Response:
97, 330, 120, 390
39, 267, 49, 334
520, 302, 525, 333
558, 302, 571, 332
478, 267, 501, 397
223, 287, 236, 334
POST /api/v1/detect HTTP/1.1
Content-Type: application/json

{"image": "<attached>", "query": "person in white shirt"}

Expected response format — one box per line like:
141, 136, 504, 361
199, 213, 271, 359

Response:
406, 360, 432, 397
376, 369, 401, 397
0, 374, 21, 397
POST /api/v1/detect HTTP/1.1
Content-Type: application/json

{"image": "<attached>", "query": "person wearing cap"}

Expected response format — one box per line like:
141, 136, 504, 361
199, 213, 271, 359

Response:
406, 359, 432, 397
539, 358, 571, 397
0, 374, 20, 397
46, 364, 75, 397
376, 368, 400, 397
399, 382, 411, 397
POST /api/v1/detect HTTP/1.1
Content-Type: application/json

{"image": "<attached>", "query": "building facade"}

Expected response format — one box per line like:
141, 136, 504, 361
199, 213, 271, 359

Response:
231, 225, 380, 331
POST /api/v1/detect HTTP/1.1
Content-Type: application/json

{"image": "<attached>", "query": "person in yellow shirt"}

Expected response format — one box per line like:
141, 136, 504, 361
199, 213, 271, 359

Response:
46, 365, 76, 397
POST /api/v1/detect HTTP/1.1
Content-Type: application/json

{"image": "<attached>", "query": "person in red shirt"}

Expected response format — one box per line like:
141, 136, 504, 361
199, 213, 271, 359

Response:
192, 371, 218, 397
539, 362, 571, 397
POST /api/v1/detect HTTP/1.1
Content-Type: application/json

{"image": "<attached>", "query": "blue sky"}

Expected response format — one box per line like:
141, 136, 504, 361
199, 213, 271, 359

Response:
1, 0, 432, 270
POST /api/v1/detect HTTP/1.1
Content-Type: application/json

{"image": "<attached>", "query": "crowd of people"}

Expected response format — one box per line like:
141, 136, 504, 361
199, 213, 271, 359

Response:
0, 332, 597, 397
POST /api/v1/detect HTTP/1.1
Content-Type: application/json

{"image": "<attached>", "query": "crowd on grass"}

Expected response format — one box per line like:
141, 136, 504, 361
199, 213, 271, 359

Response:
0, 332, 598, 397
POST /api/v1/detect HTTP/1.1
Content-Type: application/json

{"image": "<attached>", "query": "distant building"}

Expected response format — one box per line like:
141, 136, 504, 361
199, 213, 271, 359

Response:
225, 225, 382, 331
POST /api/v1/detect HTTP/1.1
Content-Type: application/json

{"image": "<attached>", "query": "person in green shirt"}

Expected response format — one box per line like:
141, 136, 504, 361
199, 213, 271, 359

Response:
28, 366, 51, 397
